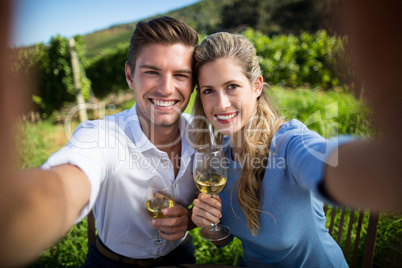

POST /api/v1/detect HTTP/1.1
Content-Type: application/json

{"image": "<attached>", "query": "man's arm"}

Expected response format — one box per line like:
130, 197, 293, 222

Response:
0, 165, 90, 267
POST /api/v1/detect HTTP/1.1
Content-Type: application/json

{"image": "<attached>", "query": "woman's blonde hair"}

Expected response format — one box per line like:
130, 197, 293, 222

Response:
191, 32, 285, 235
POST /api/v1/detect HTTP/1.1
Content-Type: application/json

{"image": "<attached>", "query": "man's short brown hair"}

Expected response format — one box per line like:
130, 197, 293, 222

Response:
127, 16, 198, 73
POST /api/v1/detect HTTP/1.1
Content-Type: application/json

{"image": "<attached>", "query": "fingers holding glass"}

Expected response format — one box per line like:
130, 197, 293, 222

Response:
144, 177, 175, 256
193, 194, 222, 225
193, 147, 230, 241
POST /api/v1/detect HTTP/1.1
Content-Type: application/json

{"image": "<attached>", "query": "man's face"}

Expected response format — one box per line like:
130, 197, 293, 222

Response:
125, 43, 194, 130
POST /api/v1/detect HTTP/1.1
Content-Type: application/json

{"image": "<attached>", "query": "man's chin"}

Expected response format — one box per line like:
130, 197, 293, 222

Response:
151, 116, 181, 128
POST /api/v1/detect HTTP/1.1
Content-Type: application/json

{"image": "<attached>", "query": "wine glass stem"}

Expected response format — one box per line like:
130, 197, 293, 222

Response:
209, 194, 220, 231
155, 230, 163, 245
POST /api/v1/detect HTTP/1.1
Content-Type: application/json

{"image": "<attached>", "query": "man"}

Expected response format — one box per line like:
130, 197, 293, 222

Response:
1, 16, 199, 267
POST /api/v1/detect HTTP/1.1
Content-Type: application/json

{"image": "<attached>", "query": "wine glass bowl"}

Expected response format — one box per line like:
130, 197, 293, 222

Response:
194, 172, 227, 196
144, 177, 175, 256
146, 193, 175, 219
193, 146, 230, 241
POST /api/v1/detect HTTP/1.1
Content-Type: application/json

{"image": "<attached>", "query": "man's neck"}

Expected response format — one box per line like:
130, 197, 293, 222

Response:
139, 118, 183, 178
139, 117, 181, 153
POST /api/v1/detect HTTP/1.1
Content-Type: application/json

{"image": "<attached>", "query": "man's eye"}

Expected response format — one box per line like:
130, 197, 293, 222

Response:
145, 71, 159, 75
175, 74, 190, 78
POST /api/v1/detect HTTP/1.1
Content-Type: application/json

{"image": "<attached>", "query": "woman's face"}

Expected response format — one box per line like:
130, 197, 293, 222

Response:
197, 58, 263, 136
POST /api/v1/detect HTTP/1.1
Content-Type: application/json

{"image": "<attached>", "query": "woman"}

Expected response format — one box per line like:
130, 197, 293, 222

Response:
190, 32, 350, 267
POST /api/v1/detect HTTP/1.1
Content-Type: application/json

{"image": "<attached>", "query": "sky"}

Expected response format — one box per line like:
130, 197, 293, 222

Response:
11, 0, 201, 47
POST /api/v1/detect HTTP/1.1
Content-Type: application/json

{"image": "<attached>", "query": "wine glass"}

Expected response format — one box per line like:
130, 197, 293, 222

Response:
144, 177, 175, 256
193, 146, 230, 241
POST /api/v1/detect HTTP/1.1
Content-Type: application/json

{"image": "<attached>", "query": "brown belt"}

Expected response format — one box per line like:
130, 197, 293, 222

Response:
95, 235, 190, 267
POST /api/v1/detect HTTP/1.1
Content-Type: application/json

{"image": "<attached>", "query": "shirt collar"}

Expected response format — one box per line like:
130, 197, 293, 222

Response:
127, 104, 195, 157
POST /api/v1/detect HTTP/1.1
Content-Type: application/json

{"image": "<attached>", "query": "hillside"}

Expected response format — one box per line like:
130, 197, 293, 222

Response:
82, 0, 232, 58
81, 0, 334, 59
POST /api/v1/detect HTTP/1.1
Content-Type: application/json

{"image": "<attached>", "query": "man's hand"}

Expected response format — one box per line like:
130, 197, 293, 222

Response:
191, 193, 222, 228
151, 203, 191, 241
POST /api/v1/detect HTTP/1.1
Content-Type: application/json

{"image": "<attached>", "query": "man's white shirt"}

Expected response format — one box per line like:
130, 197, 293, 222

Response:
42, 104, 196, 259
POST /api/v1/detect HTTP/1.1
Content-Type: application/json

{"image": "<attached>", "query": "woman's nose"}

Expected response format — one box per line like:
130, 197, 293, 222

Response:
216, 92, 231, 110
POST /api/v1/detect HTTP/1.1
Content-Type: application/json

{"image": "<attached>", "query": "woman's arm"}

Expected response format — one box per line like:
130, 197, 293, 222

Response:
324, 139, 402, 213
323, 0, 402, 213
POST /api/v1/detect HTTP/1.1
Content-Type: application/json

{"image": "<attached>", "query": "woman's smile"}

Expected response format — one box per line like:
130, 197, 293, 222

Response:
214, 112, 239, 123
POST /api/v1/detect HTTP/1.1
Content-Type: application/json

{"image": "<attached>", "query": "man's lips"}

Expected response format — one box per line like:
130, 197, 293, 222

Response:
150, 99, 178, 107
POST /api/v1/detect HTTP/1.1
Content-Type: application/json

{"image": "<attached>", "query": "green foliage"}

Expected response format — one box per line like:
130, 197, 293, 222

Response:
273, 87, 373, 137
373, 215, 402, 267
15, 120, 64, 169
221, 0, 260, 31
85, 43, 130, 98
190, 228, 243, 265
81, 0, 233, 59
82, 26, 134, 59
84, 29, 349, 104
37, 36, 75, 114
220, 0, 332, 35
13, 2, 351, 114
28, 220, 88, 268
79, 0, 336, 56
324, 207, 370, 267
13, 36, 90, 117
325, 208, 402, 268
243, 28, 350, 89
163, 0, 233, 35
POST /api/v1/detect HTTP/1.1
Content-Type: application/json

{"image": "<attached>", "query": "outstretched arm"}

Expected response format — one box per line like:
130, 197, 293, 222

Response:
0, 165, 90, 266
0, 3, 91, 264
324, 139, 402, 213
323, 1, 402, 213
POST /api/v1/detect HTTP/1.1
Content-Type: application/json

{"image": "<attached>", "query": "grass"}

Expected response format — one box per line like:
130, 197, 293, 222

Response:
19, 88, 401, 267
82, 27, 133, 59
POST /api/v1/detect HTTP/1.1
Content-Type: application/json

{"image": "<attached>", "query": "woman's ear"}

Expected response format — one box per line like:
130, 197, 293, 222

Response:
253, 75, 263, 97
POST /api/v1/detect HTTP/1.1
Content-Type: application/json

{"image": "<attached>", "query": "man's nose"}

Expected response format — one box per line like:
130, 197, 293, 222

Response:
158, 75, 175, 95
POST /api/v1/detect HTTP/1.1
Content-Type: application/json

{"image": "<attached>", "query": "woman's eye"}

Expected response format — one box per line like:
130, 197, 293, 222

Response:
202, 88, 213, 95
228, 84, 239, 90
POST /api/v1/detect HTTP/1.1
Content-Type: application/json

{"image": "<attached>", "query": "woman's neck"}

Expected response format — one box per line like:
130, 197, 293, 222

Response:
229, 131, 244, 162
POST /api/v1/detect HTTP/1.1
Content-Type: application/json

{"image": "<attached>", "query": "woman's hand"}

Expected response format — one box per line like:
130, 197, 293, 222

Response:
191, 193, 222, 228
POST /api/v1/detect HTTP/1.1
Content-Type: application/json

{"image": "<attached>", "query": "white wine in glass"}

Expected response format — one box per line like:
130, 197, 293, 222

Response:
194, 172, 227, 196
144, 177, 175, 256
193, 146, 230, 241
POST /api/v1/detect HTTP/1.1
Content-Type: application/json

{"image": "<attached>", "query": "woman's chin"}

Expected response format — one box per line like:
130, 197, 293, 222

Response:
213, 126, 236, 137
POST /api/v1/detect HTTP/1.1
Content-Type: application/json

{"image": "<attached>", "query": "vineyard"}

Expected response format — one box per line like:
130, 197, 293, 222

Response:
17, 88, 401, 268
10, 7, 401, 267
13, 28, 353, 119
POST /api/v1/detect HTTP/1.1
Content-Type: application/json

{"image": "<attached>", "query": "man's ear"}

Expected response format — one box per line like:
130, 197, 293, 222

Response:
254, 75, 263, 97
125, 61, 134, 89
